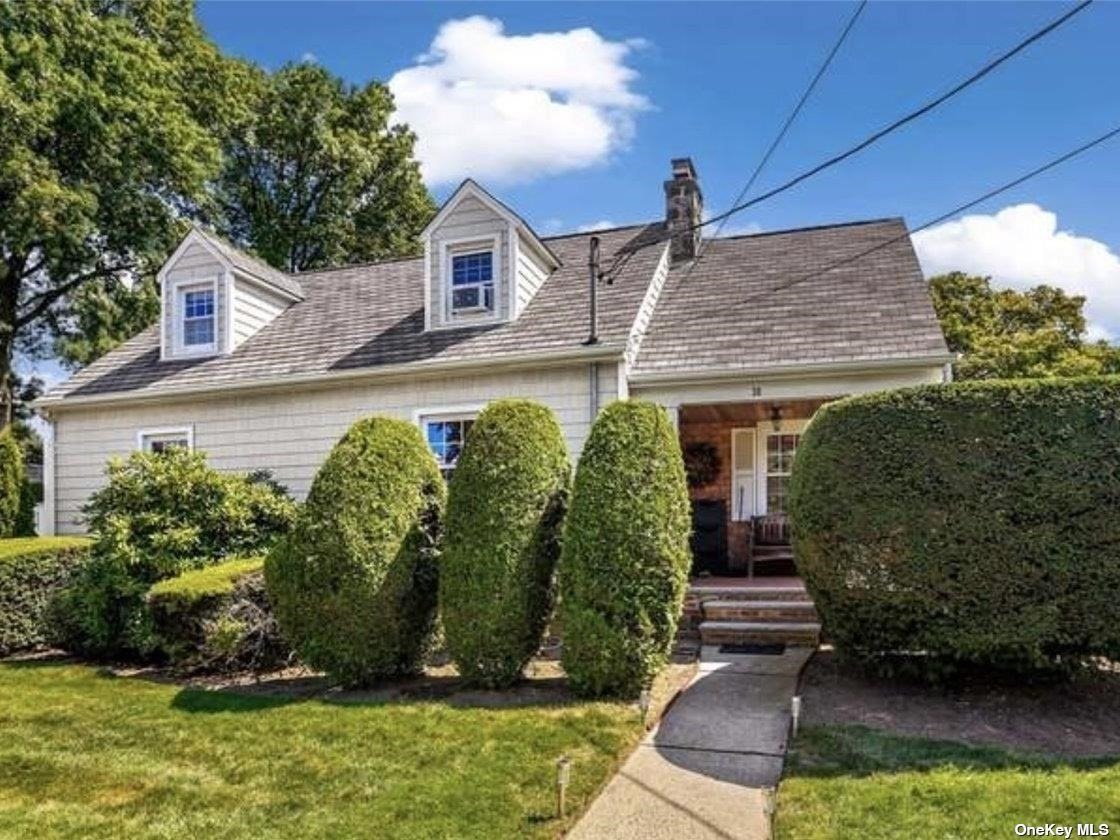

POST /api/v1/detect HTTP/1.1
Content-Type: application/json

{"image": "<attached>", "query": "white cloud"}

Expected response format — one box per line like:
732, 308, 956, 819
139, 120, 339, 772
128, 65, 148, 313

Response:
388, 16, 648, 185
300, 52, 317, 64
577, 220, 618, 233
912, 203, 1120, 338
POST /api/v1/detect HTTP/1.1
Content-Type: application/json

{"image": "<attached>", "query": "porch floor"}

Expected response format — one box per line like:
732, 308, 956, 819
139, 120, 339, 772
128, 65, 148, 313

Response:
689, 575, 804, 591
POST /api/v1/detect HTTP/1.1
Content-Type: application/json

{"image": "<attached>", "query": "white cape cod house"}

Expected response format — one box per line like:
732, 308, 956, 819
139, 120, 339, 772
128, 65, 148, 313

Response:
38, 158, 952, 575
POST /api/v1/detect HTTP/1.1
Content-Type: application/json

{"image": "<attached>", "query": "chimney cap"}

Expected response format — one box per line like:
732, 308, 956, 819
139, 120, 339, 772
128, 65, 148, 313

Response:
671, 157, 697, 181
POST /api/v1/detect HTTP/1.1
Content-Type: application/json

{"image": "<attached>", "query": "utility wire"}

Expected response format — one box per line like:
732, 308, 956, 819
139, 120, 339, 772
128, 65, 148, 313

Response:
658, 0, 867, 293
602, 0, 1093, 281
654, 123, 1120, 335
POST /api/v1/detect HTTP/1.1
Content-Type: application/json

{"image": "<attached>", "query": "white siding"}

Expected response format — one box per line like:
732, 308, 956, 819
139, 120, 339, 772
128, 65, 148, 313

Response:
232, 276, 289, 348
427, 195, 510, 329
515, 230, 551, 316
52, 362, 621, 535
162, 242, 227, 359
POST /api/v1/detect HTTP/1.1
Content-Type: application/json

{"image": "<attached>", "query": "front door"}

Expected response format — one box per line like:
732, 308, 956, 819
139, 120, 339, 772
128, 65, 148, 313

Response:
731, 418, 809, 519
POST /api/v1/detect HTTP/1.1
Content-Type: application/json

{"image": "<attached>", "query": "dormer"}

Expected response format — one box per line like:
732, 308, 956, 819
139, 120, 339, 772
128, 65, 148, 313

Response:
157, 228, 303, 361
422, 180, 560, 331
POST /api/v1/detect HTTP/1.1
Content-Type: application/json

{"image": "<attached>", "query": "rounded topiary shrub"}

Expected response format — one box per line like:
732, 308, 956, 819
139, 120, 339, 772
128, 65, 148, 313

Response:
441, 399, 570, 687
791, 377, 1120, 677
0, 428, 25, 538
560, 400, 691, 698
265, 416, 445, 686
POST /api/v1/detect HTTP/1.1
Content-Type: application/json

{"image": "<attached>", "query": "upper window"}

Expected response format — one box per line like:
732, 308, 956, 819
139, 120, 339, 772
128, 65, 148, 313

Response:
450, 251, 494, 314
138, 427, 193, 454
423, 415, 475, 478
180, 285, 215, 349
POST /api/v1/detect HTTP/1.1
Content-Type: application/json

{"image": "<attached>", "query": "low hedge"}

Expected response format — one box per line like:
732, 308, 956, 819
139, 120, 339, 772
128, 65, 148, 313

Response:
560, 401, 691, 698
441, 399, 571, 687
266, 416, 445, 686
790, 377, 1120, 676
148, 557, 289, 671
0, 538, 90, 655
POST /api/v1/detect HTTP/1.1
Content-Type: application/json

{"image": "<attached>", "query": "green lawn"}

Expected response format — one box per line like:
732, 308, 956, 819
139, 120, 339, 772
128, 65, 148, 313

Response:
0, 661, 642, 839
777, 725, 1120, 839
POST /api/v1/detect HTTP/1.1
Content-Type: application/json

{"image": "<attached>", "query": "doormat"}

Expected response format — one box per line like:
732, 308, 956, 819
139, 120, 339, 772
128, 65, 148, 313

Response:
718, 643, 786, 656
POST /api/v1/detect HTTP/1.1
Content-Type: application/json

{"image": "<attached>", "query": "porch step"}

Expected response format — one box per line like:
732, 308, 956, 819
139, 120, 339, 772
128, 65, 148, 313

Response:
752, 545, 794, 557
699, 619, 821, 647
689, 584, 810, 602
703, 599, 818, 623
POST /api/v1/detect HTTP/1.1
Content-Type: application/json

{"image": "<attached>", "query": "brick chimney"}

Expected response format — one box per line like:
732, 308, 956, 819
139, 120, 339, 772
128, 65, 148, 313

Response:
664, 157, 703, 262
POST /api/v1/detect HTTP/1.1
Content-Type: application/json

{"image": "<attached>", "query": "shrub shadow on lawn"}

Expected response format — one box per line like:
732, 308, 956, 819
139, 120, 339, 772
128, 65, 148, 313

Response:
786, 724, 1120, 781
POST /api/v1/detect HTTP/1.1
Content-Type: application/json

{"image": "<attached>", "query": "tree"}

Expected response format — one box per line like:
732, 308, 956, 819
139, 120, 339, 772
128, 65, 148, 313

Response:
215, 62, 434, 272
929, 272, 1120, 380
54, 276, 160, 370
0, 0, 251, 424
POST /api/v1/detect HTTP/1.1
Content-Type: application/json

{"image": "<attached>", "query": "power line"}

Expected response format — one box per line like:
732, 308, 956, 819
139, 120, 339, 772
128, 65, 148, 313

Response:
655, 123, 1120, 335
661, 0, 867, 294
603, 0, 1093, 281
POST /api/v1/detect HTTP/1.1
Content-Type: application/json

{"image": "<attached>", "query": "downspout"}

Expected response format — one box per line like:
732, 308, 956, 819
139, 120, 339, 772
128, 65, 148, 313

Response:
584, 236, 601, 346
589, 362, 600, 423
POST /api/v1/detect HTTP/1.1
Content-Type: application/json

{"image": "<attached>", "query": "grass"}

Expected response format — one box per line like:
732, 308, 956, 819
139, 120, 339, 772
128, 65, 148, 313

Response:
0, 537, 90, 562
148, 557, 264, 602
777, 725, 1120, 839
0, 661, 642, 839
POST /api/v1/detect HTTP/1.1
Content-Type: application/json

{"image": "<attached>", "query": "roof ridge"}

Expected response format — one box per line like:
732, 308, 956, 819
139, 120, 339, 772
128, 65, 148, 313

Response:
542, 221, 659, 241
294, 252, 425, 278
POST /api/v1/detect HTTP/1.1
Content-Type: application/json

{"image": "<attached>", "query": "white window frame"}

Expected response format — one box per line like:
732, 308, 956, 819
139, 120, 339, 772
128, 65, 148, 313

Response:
136, 426, 195, 454
171, 277, 219, 356
757, 418, 810, 516
730, 427, 756, 522
414, 405, 484, 476
440, 235, 501, 322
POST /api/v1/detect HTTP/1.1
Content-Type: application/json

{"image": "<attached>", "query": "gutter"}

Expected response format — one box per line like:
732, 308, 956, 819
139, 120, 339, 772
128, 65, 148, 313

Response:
37, 342, 627, 413
627, 353, 960, 387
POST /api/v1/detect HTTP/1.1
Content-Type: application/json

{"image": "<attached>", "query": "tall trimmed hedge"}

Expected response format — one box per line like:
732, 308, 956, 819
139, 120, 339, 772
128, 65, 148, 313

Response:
791, 377, 1120, 676
441, 399, 570, 687
265, 417, 445, 686
560, 400, 691, 698
0, 538, 90, 655
0, 429, 24, 538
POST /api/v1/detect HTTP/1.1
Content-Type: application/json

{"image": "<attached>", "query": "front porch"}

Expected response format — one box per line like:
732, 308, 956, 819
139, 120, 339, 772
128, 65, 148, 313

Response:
678, 397, 830, 577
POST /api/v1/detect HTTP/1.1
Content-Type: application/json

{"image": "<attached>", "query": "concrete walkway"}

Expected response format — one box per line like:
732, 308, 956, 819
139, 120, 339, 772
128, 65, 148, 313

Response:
569, 646, 813, 840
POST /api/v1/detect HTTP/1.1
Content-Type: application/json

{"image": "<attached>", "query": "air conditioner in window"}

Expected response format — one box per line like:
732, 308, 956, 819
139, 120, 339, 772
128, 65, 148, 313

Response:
452, 284, 492, 313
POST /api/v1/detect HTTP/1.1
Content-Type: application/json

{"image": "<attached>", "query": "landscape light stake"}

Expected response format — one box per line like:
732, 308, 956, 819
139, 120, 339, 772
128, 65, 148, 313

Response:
556, 756, 572, 818
763, 785, 776, 840
790, 695, 802, 736
639, 688, 652, 725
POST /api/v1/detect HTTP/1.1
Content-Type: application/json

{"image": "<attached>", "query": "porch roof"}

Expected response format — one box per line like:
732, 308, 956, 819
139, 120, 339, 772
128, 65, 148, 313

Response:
632, 218, 950, 379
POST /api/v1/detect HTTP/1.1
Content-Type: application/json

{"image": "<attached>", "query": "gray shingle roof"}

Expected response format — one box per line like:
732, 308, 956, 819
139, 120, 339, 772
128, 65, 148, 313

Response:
46, 223, 665, 402
44, 217, 949, 405
631, 218, 950, 378
193, 227, 304, 300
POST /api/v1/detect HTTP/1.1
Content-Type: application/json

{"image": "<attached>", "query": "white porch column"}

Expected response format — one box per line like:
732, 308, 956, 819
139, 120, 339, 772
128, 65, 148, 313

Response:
663, 404, 680, 430
41, 416, 56, 536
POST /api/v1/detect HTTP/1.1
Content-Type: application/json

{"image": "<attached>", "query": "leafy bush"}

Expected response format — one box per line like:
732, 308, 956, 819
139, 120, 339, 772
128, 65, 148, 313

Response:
0, 538, 90, 655
560, 401, 691, 698
148, 557, 289, 672
0, 429, 25, 538
441, 399, 570, 687
59, 450, 296, 658
791, 377, 1120, 677
265, 416, 445, 686
15, 479, 41, 537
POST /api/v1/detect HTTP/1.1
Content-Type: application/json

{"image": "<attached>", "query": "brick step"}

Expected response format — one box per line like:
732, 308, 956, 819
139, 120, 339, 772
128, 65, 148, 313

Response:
699, 619, 821, 647
703, 599, 818, 623
689, 584, 809, 602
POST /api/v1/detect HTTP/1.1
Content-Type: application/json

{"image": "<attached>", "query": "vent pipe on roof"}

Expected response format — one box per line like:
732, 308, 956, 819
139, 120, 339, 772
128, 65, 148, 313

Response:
584, 236, 601, 345
665, 157, 703, 263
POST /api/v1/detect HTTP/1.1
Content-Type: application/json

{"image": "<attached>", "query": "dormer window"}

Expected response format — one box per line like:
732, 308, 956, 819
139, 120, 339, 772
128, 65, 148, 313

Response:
450, 250, 494, 314
172, 280, 217, 354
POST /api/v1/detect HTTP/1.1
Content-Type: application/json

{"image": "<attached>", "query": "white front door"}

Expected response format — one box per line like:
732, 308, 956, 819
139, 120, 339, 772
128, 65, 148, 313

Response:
732, 418, 810, 518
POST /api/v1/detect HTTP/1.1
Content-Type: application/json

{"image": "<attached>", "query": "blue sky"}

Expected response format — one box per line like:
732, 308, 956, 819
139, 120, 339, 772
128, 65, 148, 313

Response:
24, 1, 1120, 390
194, 0, 1120, 335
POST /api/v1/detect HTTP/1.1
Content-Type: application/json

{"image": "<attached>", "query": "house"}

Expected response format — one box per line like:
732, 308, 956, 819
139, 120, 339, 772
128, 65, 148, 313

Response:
37, 158, 952, 573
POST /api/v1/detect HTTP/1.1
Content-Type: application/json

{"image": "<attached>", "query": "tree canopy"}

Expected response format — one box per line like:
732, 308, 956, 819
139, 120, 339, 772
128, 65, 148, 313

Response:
929, 272, 1120, 380
215, 62, 434, 272
1, 0, 250, 418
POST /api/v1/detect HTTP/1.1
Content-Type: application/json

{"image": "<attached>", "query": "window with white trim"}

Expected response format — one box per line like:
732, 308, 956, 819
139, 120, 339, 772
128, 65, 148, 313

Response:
138, 427, 193, 454
449, 250, 494, 314
177, 283, 216, 351
422, 414, 475, 478
764, 433, 800, 515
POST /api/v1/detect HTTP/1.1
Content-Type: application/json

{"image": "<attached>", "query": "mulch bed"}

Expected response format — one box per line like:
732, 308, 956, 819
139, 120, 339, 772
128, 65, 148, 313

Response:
798, 647, 1120, 757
